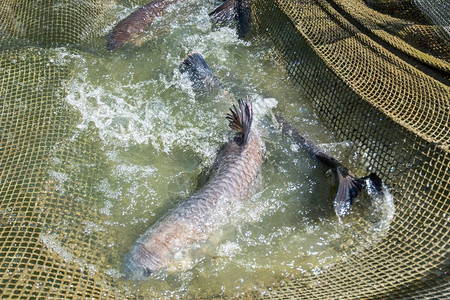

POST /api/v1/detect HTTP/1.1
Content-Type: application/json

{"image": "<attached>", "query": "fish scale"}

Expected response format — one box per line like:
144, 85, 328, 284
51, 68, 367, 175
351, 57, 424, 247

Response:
124, 101, 265, 278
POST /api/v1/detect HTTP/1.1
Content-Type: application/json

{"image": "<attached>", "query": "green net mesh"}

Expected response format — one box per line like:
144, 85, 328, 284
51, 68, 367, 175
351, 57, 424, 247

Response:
1, 0, 448, 298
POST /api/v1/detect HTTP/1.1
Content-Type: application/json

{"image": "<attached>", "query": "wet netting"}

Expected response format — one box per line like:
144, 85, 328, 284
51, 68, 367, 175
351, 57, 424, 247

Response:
1, 0, 448, 299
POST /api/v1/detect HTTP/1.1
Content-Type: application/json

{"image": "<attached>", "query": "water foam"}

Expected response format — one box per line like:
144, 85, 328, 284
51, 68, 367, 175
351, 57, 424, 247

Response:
51, 1, 397, 297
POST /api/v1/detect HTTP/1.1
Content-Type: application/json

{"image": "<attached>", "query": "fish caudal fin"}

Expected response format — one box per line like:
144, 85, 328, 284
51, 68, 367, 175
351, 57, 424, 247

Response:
334, 167, 364, 216
180, 52, 211, 73
226, 99, 253, 146
363, 173, 383, 194
275, 114, 385, 216
179, 52, 222, 91
209, 0, 237, 23
236, 0, 252, 38
209, 0, 252, 38
334, 168, 384, 216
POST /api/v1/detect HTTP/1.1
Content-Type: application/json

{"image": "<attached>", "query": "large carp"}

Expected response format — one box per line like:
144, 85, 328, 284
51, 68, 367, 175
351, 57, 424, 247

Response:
108, 0, 186, 50
124, 99, 264, 278
108, 0, 252, 50
179, 52, 383, 216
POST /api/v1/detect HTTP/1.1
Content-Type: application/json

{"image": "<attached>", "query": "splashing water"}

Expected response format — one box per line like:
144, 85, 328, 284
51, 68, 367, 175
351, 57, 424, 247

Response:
41, 0, 395, 297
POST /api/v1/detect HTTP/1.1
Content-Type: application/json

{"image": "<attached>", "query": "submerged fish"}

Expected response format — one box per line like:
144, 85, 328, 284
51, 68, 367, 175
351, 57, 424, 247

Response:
107, 0, 185, 50
179, 52, 223, 92
209, 0, 252, 38
180, 52, 383, 216
276, 115, 383, 216
124, 99, 264, 278
108, 0, 252, 50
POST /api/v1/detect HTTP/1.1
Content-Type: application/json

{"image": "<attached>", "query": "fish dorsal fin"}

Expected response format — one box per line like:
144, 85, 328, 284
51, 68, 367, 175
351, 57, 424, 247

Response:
226, 99, 253, 146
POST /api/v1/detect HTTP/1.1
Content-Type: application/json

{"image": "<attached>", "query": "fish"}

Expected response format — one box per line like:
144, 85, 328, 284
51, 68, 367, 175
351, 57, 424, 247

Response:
209, 0, 252, 38
107, 0, 252, 50
124, 99, 265, 278
180, 52, 383, 216
107, 0, 184, 50
179, 52, 223, 93
275, 114, 383, 216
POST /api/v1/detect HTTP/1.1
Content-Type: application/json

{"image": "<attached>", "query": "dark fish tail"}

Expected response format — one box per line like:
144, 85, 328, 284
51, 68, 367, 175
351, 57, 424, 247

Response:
334, 169, 384, 216
334, 167, 365, 216
362, 172, 383, 195
209, 0, 252, 38
209, 0, 237, 23
226, 99, 253, 145
179, 54, 253, 145
179, 52, 223, 91
275, 114, 384, 216
236, 0, 252, 38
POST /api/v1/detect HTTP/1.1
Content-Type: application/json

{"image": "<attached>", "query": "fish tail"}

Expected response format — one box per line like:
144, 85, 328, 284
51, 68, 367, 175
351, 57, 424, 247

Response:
334, 168, 384, 216
209, 0, 251, 38
179, 52, 222, 90
334, 167, 365, 216
180, 52, 212, 75
226, 99, 253, 146
236, 0, 252, 38
275, 113, 384, 216
362, 173, 383, 194
209, 0, 237, 23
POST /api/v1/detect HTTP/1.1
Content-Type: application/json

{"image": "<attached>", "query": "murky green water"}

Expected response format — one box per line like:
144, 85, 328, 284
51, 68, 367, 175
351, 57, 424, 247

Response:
48, 0, 394, 297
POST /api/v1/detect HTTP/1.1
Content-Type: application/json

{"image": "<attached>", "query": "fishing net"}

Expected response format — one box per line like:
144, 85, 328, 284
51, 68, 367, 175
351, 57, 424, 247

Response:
0, 0, 448, 298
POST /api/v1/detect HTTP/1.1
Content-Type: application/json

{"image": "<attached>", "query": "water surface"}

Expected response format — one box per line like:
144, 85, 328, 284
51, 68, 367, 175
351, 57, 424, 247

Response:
47, 0, 394, 297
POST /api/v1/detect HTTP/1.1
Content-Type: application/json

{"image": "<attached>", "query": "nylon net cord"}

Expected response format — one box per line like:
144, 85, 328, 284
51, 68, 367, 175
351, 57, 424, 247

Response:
0, 0, 448, 298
